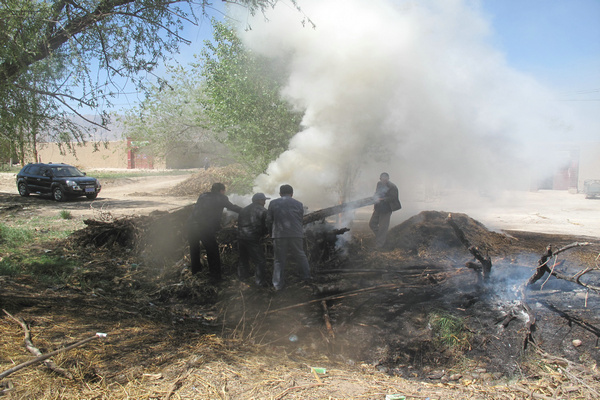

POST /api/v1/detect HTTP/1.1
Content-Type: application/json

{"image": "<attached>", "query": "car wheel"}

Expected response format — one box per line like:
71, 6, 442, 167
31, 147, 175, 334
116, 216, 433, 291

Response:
53, 187, 67, 202
18, 182, 30, 197
86, 193, 98, 200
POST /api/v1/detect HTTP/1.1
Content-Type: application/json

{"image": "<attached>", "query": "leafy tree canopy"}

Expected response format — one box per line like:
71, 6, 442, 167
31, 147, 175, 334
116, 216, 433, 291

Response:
0, 0, 300, 163
199, 19, 303, 174
121, 64, 223, 163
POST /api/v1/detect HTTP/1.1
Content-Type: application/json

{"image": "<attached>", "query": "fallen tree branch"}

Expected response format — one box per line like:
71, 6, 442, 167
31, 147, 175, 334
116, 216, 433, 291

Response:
0, 310, 107, 381
527, 242, 593, 287
539, 301, 600, 338
3, 310, 72, 379
574, 266, 600, 293
517, 242, 596, 348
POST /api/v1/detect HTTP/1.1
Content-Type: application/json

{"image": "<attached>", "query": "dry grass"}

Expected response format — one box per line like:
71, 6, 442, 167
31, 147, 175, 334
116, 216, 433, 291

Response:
167, 165, 251, 197
2, 189, 600, 399
2, 315, 599, 400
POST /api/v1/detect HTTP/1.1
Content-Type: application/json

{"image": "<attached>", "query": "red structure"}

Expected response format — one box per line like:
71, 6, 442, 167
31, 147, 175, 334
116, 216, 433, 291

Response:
127, 138, 154, 169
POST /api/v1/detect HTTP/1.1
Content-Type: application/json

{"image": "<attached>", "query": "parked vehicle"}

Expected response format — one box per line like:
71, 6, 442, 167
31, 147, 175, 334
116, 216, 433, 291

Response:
16, 163, 102, 201
584, 179, 600, 199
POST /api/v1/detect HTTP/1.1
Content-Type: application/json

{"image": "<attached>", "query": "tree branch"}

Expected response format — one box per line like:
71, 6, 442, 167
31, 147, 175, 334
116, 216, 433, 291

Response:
1, 310, 107, 381
527, 242, 593, 287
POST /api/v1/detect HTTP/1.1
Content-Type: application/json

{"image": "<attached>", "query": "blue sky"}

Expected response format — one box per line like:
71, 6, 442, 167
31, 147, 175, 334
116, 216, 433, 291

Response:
111, 0, 600, 123
480, 0, 600, 102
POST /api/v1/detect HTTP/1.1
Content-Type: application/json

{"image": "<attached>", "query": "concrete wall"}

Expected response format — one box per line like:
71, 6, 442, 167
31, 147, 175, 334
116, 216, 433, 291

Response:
37, 141, 131, 169
578, 142, 600, 191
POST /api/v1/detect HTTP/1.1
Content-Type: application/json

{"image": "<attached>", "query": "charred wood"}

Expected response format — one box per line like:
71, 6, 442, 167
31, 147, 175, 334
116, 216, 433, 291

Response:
305, 225, 351, 263
539, 301, 600, 338
314, 282, 361, 296
447, 213, 492, 280
527, 245, 554, 286
499, 284, 537, 349
496, 309, 518, 328
521, 286, 537, 350
519, 241, 596, 348
526, 242, 594, 288
303, 197, 376, 225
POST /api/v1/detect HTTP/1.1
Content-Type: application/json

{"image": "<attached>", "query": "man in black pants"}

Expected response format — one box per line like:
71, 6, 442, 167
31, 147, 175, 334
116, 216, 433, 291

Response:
237, 192, 270, 287
186, 183, 242, 281
369, 172, 401, 248
267, 184, 311, 291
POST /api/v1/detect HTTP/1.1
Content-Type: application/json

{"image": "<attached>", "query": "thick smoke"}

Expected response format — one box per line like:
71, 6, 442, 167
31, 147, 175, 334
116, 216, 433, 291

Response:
238, 0, 574, 210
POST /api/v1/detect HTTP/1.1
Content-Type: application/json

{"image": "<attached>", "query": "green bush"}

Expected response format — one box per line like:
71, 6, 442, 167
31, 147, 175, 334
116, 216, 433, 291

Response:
59, 210, 73, 220
429, 312, 472, 351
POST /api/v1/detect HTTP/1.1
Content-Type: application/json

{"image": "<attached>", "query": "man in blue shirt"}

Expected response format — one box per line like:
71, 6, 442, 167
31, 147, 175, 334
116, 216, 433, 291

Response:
266, 184, 311, 291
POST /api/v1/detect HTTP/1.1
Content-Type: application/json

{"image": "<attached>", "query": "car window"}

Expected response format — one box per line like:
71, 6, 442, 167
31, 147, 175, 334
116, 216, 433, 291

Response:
27, 165, 41, 175
52, 166, 85, 177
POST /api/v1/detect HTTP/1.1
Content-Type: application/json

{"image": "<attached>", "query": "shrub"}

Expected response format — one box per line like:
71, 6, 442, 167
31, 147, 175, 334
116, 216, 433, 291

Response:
429, 312, 472, 352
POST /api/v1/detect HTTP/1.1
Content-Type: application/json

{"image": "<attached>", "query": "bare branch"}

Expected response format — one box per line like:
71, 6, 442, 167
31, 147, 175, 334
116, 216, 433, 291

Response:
527, 242, 594, 287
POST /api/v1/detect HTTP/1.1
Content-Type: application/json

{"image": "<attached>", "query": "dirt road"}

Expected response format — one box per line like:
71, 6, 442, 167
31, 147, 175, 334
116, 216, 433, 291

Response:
2, 171, 599, 238
0, 172, 194, 218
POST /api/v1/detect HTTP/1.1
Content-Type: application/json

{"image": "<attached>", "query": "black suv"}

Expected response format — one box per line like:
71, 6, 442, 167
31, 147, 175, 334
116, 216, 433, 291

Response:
16, 163, 102, 201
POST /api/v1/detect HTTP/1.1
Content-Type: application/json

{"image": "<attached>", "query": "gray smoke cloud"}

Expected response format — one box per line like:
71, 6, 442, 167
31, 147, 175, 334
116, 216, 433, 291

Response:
238, 0, 575, 210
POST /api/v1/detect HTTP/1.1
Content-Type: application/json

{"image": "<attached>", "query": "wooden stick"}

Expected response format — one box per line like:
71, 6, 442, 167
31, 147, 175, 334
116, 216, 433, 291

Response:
3, 310, 73, 379
265, 283, 400, 314
0, 310, 106, 381
321, 301, 335, 339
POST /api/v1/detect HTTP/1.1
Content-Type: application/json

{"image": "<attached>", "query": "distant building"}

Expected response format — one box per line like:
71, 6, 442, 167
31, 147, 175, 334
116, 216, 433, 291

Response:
32, 114, 233, 170
533, 142, 600, 193
37, 140, 133, 169
578, 142, 600, 192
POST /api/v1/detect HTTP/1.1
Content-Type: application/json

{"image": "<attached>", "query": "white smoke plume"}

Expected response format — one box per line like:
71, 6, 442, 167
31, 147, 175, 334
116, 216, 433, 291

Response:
238, 0, 575, 210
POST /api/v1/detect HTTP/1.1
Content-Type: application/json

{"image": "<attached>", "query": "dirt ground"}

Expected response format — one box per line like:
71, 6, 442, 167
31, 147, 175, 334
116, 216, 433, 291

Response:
0, 172, 194, 218
1, 171, 599, 237
1, 171, 600, 399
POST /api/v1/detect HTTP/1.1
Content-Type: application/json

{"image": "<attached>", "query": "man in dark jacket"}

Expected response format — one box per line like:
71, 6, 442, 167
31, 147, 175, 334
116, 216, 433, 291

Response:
266, 184, 311, 291
369, 172, 401, 248
187, 182, 242, 280
237, 192, 270, 286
